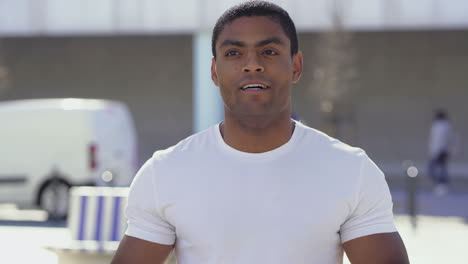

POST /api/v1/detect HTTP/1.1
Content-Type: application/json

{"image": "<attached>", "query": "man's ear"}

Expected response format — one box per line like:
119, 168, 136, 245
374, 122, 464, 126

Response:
292, 51, 303, 84
211, 57, 219, 87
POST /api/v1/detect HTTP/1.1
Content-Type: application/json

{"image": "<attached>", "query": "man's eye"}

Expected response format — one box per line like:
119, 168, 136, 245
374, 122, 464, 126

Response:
263, 49, 278, 55
225, 50, 240, 56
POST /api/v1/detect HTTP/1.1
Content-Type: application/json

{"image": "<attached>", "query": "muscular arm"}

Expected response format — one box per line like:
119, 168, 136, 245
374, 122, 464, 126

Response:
343, 232, 409, 264
111, 235, 174, 264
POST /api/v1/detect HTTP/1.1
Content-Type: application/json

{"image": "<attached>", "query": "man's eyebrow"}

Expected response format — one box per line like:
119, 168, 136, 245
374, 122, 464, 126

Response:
219, 39, 246, 48
219, 37, 285, 49
255, 37, 285, 47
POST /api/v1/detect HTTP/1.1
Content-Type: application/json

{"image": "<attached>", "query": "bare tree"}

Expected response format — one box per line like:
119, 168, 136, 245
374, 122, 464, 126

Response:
310, 0, 357, 143
0, 39, 10, 96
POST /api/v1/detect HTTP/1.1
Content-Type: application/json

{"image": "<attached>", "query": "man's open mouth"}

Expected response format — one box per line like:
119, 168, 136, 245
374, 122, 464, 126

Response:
240, 84, 269, 90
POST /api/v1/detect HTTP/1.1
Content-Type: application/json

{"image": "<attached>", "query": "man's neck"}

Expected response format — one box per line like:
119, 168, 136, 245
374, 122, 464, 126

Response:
220, 114, 295, 153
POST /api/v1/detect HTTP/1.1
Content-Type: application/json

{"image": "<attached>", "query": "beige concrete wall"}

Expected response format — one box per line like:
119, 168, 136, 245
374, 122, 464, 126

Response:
2, 30, 468, 176
294, 30, 468, 176
0, 36, 193, 165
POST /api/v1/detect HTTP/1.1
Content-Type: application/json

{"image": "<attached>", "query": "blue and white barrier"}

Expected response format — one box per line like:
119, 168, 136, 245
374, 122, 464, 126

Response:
68, 187, 129, 245
45, 186, 129, 264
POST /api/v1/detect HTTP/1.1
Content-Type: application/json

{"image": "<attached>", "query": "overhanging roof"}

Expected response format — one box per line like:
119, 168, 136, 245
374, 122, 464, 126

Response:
1, 0, 468, 36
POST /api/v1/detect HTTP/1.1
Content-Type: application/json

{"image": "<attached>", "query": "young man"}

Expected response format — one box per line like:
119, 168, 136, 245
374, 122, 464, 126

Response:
112, 1, 409, 263
428, 109, 456, 196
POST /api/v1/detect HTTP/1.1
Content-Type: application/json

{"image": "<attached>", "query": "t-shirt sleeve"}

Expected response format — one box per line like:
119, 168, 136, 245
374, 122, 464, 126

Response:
125, 156, 176, 245
340, 152, 397, 243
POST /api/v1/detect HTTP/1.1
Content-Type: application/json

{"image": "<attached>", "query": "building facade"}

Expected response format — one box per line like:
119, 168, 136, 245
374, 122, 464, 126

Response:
1, 0, 468, 178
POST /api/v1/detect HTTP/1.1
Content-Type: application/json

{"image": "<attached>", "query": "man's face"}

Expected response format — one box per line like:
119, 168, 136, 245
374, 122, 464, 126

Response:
211, 16, 302, 120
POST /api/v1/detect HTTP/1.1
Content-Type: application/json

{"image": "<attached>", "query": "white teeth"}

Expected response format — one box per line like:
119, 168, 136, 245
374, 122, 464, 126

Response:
242, 84, 267, 89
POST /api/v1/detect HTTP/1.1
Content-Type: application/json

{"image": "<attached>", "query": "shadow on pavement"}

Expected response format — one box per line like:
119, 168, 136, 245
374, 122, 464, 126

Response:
0, 219, 66, 228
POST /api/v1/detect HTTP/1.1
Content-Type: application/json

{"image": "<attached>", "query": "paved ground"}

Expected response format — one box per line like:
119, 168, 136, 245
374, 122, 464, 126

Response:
1, 185, 467, 263
392, 215, 468, 264
0, 221, 67, 263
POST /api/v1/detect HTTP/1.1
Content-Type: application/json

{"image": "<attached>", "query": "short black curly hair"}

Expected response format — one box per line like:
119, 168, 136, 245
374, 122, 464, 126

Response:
212, 1, 298, 58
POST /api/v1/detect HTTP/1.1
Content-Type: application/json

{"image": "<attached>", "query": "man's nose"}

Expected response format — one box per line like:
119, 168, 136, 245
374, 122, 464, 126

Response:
241, 55, 265, 73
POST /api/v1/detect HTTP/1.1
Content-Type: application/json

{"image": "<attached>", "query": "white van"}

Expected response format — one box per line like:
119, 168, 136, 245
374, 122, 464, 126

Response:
0, 98, 138, 219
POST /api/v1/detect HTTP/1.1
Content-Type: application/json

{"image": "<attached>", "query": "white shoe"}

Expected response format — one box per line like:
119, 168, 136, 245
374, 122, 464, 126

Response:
434, 184, 448, 196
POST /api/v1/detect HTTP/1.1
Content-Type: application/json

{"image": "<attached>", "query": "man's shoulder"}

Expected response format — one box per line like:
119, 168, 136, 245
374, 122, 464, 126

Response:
151, 124, 218, 163
297, 121, 365, 158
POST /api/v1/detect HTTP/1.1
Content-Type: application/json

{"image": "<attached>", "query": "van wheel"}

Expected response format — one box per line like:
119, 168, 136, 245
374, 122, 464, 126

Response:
38, 179, 70, 220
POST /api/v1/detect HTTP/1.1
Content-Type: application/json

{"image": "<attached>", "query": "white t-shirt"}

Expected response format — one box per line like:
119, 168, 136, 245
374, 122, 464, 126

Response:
125, 121, 397, 264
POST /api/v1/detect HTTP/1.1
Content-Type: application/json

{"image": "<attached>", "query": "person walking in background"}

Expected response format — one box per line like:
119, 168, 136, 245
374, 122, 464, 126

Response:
428, 109, 456, 196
